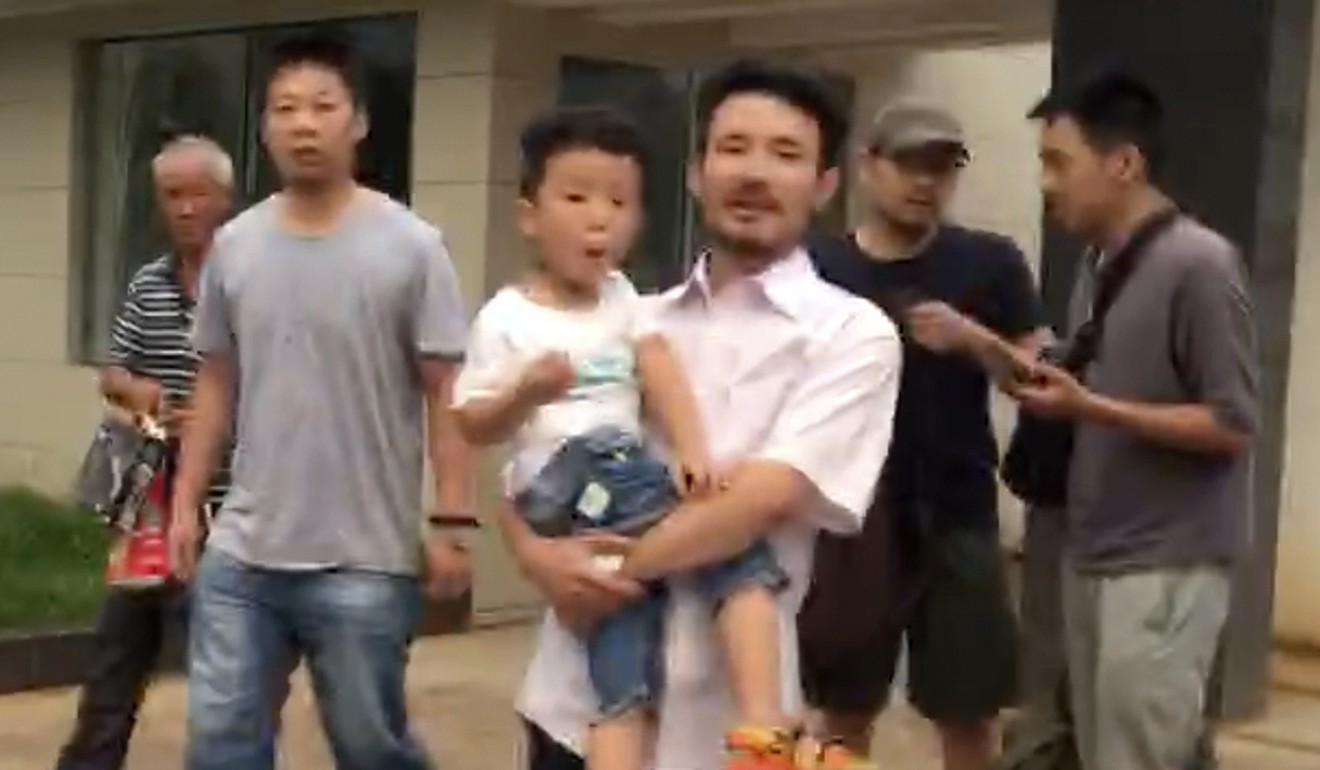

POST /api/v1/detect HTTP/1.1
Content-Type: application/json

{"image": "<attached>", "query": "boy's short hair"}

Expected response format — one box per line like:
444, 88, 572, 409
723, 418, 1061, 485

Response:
518, 106, 649, 199
1029, 69, 1165, 178
694, 58, 849, 171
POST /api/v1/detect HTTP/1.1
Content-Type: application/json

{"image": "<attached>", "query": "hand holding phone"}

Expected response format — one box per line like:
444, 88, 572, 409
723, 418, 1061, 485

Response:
983, 341, 1042, 391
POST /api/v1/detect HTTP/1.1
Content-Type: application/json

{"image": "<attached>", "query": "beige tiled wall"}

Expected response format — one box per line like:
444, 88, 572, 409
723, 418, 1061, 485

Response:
0, 30, 101, 494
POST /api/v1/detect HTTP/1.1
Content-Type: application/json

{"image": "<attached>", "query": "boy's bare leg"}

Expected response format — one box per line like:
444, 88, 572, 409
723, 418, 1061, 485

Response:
588, 710, 650, 770
717, 586, 786, 727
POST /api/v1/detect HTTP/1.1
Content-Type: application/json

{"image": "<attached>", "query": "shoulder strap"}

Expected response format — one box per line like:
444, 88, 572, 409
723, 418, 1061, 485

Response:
1063, 208, 1181, 372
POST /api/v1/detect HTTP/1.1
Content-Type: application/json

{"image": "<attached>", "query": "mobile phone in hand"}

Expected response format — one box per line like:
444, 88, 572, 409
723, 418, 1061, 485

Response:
983, 342, 1039, 389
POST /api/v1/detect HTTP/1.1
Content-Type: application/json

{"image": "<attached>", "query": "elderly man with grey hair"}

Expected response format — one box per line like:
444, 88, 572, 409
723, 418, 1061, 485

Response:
55, 134, 237, 770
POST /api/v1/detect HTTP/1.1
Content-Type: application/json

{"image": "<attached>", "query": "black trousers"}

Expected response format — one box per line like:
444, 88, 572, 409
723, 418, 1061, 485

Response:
525, 720, 584, 770
55, 585, 186, 770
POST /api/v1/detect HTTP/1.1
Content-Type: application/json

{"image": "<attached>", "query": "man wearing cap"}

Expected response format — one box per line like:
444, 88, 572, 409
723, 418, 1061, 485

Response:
799, 100, 1047, 770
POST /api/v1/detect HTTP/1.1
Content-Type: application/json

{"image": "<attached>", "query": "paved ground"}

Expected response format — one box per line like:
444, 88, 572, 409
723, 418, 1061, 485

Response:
0, 623, 1317, 769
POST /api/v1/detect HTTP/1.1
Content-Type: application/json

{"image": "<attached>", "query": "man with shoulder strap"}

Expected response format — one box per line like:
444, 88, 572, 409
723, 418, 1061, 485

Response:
1008, 70, 1259, 770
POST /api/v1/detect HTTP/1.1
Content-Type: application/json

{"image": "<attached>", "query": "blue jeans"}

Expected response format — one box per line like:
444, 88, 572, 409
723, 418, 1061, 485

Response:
186, 549, 431, 770
516, 426, 787, 717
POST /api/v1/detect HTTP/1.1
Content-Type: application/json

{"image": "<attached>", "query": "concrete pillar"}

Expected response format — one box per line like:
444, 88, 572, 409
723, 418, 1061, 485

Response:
1045, 0, 1317, 719
1274, 4, 1320, 654
412, 0, 558, 617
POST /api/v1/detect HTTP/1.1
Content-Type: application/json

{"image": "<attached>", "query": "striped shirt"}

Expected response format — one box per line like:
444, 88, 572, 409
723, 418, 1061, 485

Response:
107, 255, 230, 506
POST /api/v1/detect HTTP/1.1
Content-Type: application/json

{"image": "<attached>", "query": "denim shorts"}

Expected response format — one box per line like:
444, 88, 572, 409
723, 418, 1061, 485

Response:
514, 426, 788, 718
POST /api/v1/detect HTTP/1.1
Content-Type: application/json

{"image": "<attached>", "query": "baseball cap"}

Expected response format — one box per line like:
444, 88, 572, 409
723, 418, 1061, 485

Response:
866, 99, 970, 163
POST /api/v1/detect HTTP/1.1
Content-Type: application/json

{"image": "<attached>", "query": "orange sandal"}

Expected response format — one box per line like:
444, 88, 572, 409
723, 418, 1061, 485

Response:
725, 726, 800, 770
792, 735, 877, 770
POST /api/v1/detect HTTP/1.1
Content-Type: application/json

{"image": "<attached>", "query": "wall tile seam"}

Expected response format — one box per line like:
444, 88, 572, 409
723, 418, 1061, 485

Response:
0, 98, 70, 109
415, 69, 504, 81
0, 185, 70, 193
0, 272, 70, 280
411, 173, 504, 186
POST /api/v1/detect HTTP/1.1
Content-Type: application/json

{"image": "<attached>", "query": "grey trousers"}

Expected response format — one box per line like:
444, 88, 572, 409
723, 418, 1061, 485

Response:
1062, 564, 1230, 770
999, 508, 1221, 770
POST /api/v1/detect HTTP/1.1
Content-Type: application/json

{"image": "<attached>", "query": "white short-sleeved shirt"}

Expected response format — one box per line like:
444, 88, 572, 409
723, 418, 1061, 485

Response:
517, 250, 904, 770
453, 271, 649, 493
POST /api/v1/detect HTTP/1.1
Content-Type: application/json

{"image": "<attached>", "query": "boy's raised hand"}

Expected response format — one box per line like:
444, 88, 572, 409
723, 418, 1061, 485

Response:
517, 351, 576, 405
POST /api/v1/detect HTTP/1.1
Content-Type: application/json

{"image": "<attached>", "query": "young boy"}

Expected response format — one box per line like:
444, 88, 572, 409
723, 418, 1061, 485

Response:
453, 106, 799, 770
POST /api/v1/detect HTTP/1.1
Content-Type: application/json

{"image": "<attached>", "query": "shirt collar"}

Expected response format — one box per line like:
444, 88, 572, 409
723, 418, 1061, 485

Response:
670, 247, 816, 320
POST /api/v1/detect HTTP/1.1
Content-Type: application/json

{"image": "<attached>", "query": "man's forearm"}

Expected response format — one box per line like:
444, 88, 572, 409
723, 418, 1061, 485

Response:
961, 323, 1047, 382
100, 366, 158, 413
620, 460, 806, 581
428, 389, 476, 514
418, 358, 478, 516
174, 363, 231, 513
1077, 394, 1251, 456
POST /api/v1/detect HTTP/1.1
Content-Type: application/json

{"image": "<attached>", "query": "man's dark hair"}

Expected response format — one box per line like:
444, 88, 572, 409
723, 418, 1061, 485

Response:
264, 32, 364, 109
518, 105, 649, 199
694, 59, 849, 171
1029, 69, 1165, 178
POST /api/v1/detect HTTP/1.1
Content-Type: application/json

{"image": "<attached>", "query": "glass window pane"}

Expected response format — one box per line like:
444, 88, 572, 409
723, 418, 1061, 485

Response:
78, 33, 248, 362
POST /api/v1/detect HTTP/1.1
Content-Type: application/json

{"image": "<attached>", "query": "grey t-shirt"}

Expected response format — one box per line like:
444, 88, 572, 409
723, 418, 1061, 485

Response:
194, 192, 467, 574
1066, 216, 1259, 573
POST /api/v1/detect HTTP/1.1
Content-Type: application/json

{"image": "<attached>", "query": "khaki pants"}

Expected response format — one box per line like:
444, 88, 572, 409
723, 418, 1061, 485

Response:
1062, 565, 1230, 770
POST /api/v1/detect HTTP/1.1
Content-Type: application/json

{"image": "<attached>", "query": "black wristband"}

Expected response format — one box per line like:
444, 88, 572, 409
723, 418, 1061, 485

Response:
427, 513, 481, 530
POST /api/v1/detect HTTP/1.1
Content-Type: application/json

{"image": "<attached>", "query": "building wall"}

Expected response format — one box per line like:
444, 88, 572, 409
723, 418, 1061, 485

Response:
0, 22, 99, 494
2, 0, 1316, 643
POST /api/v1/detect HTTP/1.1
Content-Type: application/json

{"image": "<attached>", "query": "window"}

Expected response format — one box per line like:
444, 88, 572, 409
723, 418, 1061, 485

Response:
72, 14, 417, 363
557, 57, 854, 291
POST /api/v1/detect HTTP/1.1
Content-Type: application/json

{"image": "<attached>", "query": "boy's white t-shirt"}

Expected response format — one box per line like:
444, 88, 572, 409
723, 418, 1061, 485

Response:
453, 271, 650, 493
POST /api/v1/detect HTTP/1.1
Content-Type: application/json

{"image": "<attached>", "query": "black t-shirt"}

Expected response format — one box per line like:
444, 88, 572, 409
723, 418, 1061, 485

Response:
809, 226, 1044, 531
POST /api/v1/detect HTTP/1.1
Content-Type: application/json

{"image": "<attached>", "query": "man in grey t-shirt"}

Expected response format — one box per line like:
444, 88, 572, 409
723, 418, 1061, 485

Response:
1009, 72, 1258, 770
170, 34, 474, 770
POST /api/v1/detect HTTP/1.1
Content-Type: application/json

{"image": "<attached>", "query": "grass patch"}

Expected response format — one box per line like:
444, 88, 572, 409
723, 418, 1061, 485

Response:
0, 487, 107, 633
